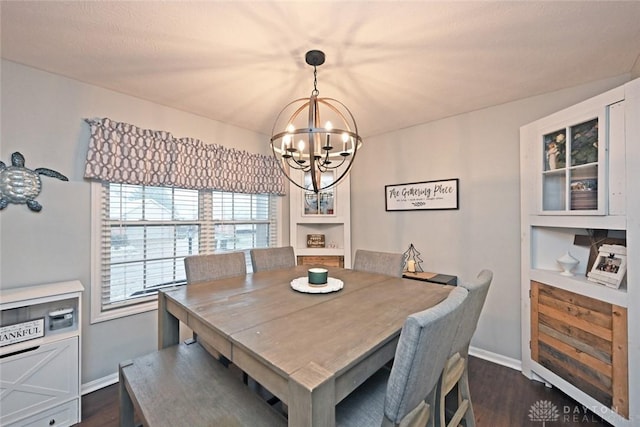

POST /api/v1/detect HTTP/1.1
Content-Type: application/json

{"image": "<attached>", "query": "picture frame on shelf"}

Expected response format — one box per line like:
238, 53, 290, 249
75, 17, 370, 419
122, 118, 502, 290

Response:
587, 244, 627, 289
576, 233, 627, 274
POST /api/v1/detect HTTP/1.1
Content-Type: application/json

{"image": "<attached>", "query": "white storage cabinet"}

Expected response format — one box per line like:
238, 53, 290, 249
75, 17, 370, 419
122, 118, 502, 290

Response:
0, 281, 83, 427
520, 78, 639, 426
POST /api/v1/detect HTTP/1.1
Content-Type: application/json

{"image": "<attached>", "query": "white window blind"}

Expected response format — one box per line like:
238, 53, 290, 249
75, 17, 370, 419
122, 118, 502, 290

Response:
93, 182, 278, 320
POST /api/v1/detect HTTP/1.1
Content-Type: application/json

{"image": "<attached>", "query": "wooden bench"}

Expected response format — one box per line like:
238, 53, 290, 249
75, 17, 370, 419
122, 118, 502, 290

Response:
119, 340, 287, 427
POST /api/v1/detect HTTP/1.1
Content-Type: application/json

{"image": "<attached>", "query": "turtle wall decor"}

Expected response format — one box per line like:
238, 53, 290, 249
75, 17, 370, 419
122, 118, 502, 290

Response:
0, 152, 68, 212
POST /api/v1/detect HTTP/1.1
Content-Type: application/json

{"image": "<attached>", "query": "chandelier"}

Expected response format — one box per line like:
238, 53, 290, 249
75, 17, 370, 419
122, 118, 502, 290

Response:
270, 50, 362, 193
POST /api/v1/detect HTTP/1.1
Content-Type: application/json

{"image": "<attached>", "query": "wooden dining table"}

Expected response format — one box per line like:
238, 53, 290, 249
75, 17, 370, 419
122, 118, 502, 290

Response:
157, 265, 452, 427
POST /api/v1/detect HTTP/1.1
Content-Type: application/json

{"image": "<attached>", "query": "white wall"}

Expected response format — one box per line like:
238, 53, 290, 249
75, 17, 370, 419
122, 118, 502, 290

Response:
0, 60, 270, 385
350, 74, 630, 361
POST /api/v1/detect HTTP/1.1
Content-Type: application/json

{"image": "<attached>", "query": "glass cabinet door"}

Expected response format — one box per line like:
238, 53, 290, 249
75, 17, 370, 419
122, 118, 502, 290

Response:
303, 171, 335, 215
540, 112, 605, 214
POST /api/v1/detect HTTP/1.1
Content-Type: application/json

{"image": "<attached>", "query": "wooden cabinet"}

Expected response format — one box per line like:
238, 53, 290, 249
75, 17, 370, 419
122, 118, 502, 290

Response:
520, 78, 639, 426
530, 281, 628, 417
0, 281, 83, 427
289, 167, 352, 267
297, 255, 344, 268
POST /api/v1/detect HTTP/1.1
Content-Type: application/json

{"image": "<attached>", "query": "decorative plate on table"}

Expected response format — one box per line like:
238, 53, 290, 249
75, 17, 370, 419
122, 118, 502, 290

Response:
290, 277, 344, 294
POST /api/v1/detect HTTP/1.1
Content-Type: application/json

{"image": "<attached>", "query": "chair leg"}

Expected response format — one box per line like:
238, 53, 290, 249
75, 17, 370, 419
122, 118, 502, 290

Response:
425, 393, 437, 427
437, 353, 476, 427
458, 363, 475, 427
438, 353, 463, 426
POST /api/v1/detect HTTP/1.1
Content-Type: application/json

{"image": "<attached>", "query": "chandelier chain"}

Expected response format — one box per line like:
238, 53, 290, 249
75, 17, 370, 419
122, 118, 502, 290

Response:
312, 66, 319, 96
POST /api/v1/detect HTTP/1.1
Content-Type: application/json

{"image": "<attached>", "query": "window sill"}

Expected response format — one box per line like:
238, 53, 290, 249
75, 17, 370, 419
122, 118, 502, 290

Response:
90, 299, 158, 324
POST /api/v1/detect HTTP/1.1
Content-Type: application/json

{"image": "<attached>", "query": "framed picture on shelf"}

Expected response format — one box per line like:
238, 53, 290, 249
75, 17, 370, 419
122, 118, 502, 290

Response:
587, 244, 627, 289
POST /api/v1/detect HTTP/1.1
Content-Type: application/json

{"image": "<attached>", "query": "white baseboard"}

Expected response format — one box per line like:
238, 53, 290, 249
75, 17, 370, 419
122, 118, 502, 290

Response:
81, 372, 119, 395
81, 347, 522, 396
468, 345, 522, 371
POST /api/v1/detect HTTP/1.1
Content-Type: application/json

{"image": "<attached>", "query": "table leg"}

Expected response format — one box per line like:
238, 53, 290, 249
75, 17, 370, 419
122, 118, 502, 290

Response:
157, 291, 179, 349
288, 362, 336, 427
118, 362, 135, 427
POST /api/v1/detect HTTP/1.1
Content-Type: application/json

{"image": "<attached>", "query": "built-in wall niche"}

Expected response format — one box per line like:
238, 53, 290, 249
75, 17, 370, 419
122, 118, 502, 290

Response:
0, 297, 79, 339
295, 223, 344, 250
289, 164, 351, 266
531, 227, 591, 273
531, 227, 626, 274
530, 226, 628, 306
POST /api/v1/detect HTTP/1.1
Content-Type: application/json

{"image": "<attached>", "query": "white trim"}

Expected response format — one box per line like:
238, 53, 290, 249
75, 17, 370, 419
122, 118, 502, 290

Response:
90, 182, 160, 323
92, 300, 159, 323
81, 372, 119, 395
276, 195, 285, 247
89, 181, 103, 324
468, 345, 522, 371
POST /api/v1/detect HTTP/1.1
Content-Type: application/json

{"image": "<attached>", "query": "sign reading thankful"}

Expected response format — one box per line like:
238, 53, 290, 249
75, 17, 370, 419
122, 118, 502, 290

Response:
0, 318, 45, 347
385, 179, 459, 211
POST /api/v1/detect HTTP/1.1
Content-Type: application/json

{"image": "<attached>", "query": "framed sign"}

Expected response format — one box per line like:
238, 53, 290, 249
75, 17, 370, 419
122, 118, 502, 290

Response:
385, 179, 459, 211
0, 318, 45, 347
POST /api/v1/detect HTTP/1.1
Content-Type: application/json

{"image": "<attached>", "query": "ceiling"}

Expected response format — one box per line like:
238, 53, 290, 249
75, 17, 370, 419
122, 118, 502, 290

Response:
2, 1, 640, 138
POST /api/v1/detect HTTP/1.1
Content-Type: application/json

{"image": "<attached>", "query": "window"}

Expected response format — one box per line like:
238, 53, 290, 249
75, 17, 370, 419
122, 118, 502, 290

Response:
91, 182, 280, 323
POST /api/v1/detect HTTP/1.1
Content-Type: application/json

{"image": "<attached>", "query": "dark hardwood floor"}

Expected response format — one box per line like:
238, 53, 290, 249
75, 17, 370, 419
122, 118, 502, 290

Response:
75, 356, 612, 427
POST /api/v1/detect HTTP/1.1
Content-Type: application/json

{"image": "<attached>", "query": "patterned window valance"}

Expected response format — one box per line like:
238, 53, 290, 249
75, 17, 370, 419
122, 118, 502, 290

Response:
84, 117, 286, 195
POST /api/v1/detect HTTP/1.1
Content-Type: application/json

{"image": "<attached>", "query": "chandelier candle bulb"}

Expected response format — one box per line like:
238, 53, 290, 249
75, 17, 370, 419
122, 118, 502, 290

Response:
325, 121, 333, 149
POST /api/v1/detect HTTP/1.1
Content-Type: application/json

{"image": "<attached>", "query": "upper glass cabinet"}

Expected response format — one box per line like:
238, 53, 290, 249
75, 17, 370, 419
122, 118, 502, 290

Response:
303, 171, 336, 215
540, 109, 606, 215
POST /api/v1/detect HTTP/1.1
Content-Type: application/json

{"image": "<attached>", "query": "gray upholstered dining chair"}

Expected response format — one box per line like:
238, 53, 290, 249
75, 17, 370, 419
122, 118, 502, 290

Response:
184, 251, 247, 285
335, 286, 469, 427
436, 269, 493, 427
250, 246, 296, 272
353, 249, 404, 278
183, 251, 248, 379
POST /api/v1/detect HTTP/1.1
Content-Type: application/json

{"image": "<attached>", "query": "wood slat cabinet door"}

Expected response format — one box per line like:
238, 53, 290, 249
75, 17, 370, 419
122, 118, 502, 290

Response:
531, 281, 628, 418
297, 255, 344, 268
